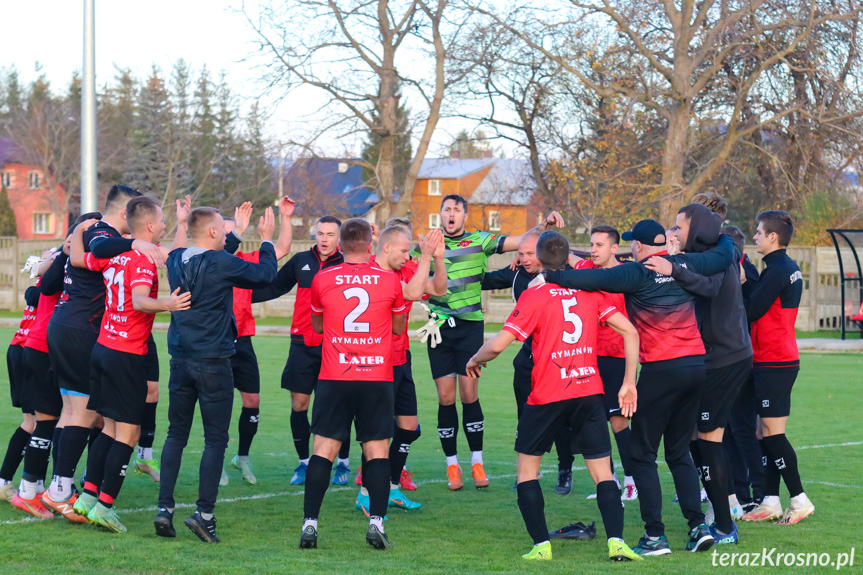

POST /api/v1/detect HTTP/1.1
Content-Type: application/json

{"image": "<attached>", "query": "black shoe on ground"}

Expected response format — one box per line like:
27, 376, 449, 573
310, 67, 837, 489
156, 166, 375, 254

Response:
554, 470, 573, 495
184, 511, 220, 543
548, 520, 596, 540
684, 524, 714, 553
154, 507, 176, 538
366, 524, 393, 550
299, 524, 318, 549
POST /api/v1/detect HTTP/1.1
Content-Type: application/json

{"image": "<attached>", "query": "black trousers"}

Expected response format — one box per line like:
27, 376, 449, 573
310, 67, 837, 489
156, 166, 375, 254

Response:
629, 362, 705, 537
726, 372, 765, 502
159, 358, 234, 514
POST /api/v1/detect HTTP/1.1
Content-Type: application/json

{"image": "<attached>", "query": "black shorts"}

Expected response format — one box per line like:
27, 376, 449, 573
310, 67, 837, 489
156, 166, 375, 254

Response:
515, 395, 611, 458
7, 345, 33, 413
144, 335, 160, 382
231, 336, 260, 394
311, 379, 394, 443
698, 357, 752, 432
24, 347, 61, 417
47, 322, 98, 396
427, 319, 484, 379
281, 340, 322, 395
598, 355, 625, 418
393, 351, 418, 417
87, 343, 148, 425
754, 369, 798, 418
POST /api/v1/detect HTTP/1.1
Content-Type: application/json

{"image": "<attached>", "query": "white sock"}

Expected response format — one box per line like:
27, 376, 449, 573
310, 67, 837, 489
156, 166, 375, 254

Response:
535, 540, 550, 546
471, 451, 483, 466
303, 518, 318, 530
390, 483, 399, 490
790, 492, 810, 507
0, 479, 11, 486
369, 516, 385, 532
360, 486, 369, 496
138, 447, 153, 460
200, 512, 214, 520
609, 537, 624, 543
300, 458, 310, 465
763, 495, 781, 506
36, 479, 44, 493
19, 479, 37, 499
237, 455, 249, 461
445, 455, 458, 467
337, 458, 349, 468
48, 476, 72, 501
624, 475, 634, 486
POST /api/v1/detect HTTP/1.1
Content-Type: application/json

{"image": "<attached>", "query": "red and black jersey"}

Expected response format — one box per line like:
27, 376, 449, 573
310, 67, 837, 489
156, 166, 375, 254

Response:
370, 255, 418, 366
84, 250, 159, 355
503, 284, 617, 405
232, 251, 259, 338
574, 259, 627, 358
10, 283, 39, 347
25, 290, 60, 354
311, 262, 406, 381
743, 249, 802, 370
252, 246, 344, 347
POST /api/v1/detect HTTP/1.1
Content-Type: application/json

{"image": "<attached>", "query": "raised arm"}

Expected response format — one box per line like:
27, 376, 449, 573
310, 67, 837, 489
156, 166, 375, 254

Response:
545, 263, 644, 294
69, 219, 100, 268
40, 251, 68, 296
673, 234, 734, 276
501, 211, 565, 252
404, 230, 444, 301
171, 195, 191, 251
275, 196, 295, 260
221, 209, 278, 289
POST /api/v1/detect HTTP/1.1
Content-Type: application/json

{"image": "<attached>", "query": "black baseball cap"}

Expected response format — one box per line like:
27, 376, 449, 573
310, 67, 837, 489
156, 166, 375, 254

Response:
621, 219, 666, 246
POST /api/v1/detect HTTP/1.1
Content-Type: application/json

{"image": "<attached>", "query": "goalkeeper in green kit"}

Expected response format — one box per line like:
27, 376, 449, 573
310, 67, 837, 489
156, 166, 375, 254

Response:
416, 194, 564, 490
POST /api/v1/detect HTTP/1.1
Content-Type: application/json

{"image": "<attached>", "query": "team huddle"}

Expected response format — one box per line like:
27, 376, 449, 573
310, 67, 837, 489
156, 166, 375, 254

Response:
1, 186, 813, 561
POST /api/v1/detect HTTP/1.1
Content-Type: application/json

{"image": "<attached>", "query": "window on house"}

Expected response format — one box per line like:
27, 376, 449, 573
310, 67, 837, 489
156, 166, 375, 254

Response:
33, 213, 52, 235
428, 179, 442, 196
489, 210, 501, 231
429, 213, 441, 228
28, 171, 41, 190
338, 162, 349, 173
0, 172, 9, 188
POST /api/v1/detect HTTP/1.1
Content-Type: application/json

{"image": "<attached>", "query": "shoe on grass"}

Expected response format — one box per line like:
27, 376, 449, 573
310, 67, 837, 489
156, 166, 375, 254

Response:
399, 468, 416, 491
684, 524, 714, 552
184, 511, 220, 543
709, 522, 739, 545
134, 458, 161, 482
332, 461, 350, 486
73, 492, 98, 517
11, 492, 53, 519
290, 462, 307, 486
778, 494, 814, 525
366, 524, 392, 550
231, 455, 257, 485
447, 464, 463, 491
522, 541, 552, 561
548, 520, 596, 540
609, 538, 643, 561
470, 463, 489, 489
88, 503, 127, 533
299, 523, 318, 549
42, 491, 87, 524
741, 497, 783, 522
154, 507, 176, 537
633, 534, 672, 556
554, 470, 572, 495
388, 487, 421, 510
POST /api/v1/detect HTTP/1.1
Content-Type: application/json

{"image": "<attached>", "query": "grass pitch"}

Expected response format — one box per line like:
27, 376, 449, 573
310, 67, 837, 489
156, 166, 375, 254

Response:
0, 327, 860, 574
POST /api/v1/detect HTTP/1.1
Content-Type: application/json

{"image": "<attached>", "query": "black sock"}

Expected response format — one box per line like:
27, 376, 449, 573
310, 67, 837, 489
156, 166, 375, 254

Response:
389, 426, 421, 485
290, 410, 311, 461
23, 419, 57, 483
50, 426, 62, 477
596, 479, 624, 539
88, 426, 101, 449
338, 439, 350, 461
698, 439, 733, 533
762, 434, 804, 497
302, 455, 333, 519
55, 426, 91, 479
462, 400, 484, 453
554, 426, 574, 472
83, 433, 114, 497
690, 439, 703, 480
516, 480, 547, 545
613, 427, 634, 476
437, 404, 458, 457
759, 439, 780, 496
360, 452, 367, 488
364, 457, 390, 518
0, 427, 31, 482
98, 441, 134, 508
139, 402, 157, 450
237, 407, 259, 457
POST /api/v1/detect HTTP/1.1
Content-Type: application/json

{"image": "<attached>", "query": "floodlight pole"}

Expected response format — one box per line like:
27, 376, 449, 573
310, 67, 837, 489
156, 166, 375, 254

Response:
81, 0, 97, 213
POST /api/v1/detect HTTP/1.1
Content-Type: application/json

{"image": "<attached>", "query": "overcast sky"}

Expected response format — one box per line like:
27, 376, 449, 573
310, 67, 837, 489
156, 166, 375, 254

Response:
1, 1, 486, 158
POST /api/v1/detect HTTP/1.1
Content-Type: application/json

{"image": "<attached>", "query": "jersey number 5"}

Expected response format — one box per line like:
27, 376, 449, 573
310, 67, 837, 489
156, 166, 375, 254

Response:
561, 296, 583, 344
343, 287, 370, 333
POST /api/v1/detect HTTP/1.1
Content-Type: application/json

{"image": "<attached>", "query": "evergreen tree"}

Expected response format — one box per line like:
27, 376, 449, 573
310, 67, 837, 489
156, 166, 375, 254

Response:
361, 81, 412, 190
0, 187, 17, 236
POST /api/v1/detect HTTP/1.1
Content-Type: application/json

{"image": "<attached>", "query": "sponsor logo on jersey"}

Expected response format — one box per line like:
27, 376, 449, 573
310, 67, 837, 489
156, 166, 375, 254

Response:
457, 240, 471, 247
302, 264, 311, 271
338, 353, 385, 365
559, 365, 597, 379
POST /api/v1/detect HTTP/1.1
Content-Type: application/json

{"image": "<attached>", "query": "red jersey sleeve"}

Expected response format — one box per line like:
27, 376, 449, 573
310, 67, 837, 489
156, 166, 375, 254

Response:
310, 274, 323, 315
391, 274, 406, 314
597, 292, 619, 324
503, 289, 541, 342
83, 252, 106, 272
129, 255, 157, 288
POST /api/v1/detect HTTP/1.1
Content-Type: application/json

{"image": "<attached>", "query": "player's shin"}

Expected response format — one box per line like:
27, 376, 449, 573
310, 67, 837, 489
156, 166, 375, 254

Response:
98, 441, 135, 508
389, 426, 420, 486
364, 458, 390, 524
596, 479, 625, 540
516, 480, 548, 545
303, 455, 333, 520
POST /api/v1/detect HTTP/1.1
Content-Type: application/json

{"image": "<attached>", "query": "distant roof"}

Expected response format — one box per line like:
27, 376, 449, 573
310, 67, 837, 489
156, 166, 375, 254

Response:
0, 138, 27, 167
283, 158, 371, 217
418, 158, 495, 180
470, 159, 537, 206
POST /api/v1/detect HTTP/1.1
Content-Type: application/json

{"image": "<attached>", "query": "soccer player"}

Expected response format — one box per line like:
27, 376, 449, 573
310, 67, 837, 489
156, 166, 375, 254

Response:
422, 194, 564, 489
466, 230, 642, 562
740, 211, 814, 524
541, 212, 734, 556
67, 196, 191, 532
299, 218, 406, 551
574, 226, 637, 501
251, 215, 348, 486
644, 202, 754, 544
42, 185, 166, 522
155, 206, 277, 543
220, 197, 295, 485
355, 224, 446, 513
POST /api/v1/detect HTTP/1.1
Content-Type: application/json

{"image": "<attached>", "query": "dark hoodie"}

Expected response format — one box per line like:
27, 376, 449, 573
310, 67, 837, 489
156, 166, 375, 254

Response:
669, 204, 752, 369
167, 241, 277, 359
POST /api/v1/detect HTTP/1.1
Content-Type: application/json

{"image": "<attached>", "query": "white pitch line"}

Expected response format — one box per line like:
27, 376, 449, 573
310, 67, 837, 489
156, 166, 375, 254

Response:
809, 481, 863, 489
797, 441, 863, 450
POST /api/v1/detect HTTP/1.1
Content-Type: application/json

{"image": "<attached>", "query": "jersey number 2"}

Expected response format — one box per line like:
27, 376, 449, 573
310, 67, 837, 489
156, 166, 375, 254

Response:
343, 287, 370, 333
561, 296, 583, 344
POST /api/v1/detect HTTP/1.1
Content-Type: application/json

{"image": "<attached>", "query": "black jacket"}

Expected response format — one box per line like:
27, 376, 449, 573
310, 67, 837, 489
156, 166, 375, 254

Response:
669, 205, 752, 369
167, 241, 277, 359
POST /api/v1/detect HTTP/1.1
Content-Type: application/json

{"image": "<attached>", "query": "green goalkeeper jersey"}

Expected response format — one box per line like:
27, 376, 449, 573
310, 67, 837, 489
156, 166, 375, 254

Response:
414, 230, 507, 321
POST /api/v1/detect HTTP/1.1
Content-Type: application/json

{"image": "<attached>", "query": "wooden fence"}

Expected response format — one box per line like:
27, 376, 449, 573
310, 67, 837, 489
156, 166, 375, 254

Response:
0, 237, 860, 333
